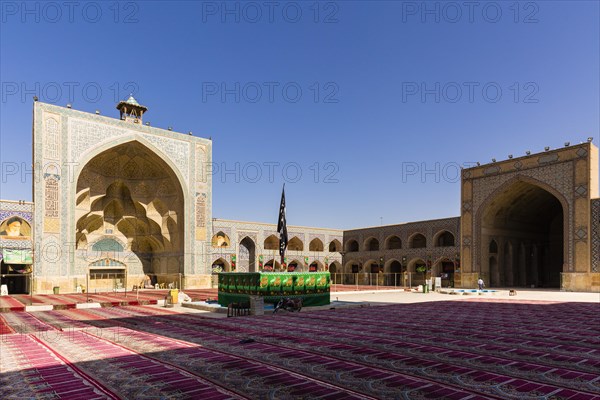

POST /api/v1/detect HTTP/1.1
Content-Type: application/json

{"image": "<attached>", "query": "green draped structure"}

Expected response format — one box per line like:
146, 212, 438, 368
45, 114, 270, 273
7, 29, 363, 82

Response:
217, 272, 331, 307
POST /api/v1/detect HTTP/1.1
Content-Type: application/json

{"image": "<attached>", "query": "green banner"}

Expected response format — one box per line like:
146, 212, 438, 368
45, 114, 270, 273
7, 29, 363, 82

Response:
2, 249, 33, 264
218, 272, 331, 307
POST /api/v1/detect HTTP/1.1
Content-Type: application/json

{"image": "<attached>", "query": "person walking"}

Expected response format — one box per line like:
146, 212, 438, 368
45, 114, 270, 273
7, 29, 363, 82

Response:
477, 278, 485, 290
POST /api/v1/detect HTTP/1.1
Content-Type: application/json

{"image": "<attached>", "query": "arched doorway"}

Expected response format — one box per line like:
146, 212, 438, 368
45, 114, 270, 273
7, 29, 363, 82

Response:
434, 257, 455, 288
239, 237, 256, 272
0, 260, 30, 294
0, 217, 33, 294
75, 141, 184, 281
408, 258, 427, 286
88, 258, 127, 290
363, 259, 382, 285
329, 261, 339, 273
385, 259, 403, 287
264, 259, 281, 271
211, 257, 231, 273
481, 180, 564, 288
211, 257, 230, 287
344, 260, 360, 284
488, 239, 499, 286
309, 260, 324, 272
362, 259, 379, 273
288, 259, 302, 272
489, 256, 498, 287
329, 261, 341, 284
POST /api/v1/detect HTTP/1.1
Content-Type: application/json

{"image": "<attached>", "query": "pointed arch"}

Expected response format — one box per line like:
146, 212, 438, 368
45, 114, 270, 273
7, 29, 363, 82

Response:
211, 257, 231, 273
309, 238, 324, 252
385, 235, 402, 250
75, 136, 189, 196
407, 257, 427, 273
288, 236, 303, 251
408, 257, 427, 285
385, 258, 403, 286
364, 259, 380, 273
288, 259, 303, 272
344, 260, 361, 274
264, 234, 279, 250
477, 175, 567, 288
264, 259, 281, 271
309, 260, 324, 272
328, 239, 342, 252
328, 261, 341, 273
364, 237, 380, 251
408, 233, 427, 249
384, 258, 402, 273
76, 139, 185, 277
345, 239, 359, 252
328, 260, 342, 284
433, 230, 455, 247
239, 236, 256, 272
343, 259, 361, 284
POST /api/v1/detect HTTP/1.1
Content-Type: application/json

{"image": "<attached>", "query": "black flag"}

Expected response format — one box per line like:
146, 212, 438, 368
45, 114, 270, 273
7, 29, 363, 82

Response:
277, 185, 288, 262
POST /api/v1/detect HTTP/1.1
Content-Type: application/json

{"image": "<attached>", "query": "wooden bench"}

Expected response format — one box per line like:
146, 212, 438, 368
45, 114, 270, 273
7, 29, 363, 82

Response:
227, 302, 250, 317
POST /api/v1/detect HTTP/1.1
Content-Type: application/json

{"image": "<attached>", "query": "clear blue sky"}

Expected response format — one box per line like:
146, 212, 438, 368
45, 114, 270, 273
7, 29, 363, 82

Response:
1, 1, 598, 229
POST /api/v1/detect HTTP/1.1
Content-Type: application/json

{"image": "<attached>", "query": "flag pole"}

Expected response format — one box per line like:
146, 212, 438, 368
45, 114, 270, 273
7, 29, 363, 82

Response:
277, 184, 288, 272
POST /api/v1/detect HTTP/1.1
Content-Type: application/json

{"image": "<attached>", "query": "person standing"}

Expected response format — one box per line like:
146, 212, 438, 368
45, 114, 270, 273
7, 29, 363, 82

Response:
143, 275, 154, 289
477, 278, 485, 290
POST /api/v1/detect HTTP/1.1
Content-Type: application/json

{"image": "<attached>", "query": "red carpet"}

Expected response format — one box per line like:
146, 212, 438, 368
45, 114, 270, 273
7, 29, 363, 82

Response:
4, 287, 390, 310
0, 334, 115, 399
6, 289, 220, 309
0, 314, 15, 334
1, 299, 599, 399
0, 295, 26, 311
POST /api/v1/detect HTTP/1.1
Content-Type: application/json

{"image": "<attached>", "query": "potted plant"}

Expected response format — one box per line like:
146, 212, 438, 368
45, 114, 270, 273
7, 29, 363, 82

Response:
416, 265, 427, 292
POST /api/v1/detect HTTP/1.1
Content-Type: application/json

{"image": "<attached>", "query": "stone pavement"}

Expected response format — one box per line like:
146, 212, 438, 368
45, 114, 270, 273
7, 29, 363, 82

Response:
330, 288, 600, 305
165, 288, 599, 317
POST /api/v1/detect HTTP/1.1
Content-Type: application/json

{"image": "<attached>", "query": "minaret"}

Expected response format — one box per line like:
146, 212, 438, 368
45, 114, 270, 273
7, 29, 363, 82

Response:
116, 94, 148, 124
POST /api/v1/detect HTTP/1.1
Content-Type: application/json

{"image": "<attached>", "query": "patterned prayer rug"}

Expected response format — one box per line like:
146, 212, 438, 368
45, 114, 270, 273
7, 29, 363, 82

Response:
1, 299, 599, 399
